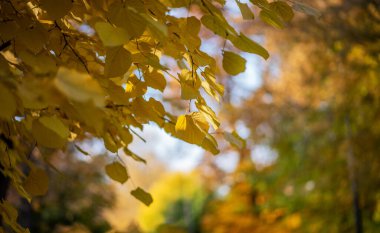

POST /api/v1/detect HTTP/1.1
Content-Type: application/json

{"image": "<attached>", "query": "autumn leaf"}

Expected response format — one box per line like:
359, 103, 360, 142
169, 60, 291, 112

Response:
23, 169, 49, 197
131, 187, 153, 206
105, 162, 129, 184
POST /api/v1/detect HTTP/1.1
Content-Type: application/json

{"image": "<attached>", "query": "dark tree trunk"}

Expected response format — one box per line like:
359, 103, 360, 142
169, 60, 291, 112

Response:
345, 116, 363, 233
0, 167, 10, 227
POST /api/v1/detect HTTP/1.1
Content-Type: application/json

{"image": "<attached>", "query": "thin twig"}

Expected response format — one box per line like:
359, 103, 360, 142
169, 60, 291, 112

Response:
55, 22, 90, 73
128, 127, 146, 143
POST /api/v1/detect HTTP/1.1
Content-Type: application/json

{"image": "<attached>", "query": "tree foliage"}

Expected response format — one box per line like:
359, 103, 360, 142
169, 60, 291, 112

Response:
212, 0, 380, 232
0, 0, 305, 231
27, 152, 115, 233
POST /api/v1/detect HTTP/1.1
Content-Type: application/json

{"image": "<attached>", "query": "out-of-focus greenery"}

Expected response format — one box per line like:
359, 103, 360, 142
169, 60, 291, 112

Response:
27, 149, 115, 233
137, 172, 208, 233
210, 0, 380, 232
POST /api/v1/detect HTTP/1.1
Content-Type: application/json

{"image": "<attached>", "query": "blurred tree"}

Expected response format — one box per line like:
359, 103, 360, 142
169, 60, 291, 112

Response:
137, 172, 208, 233
214, 0, 380, 232
202, 159, 300, 233
15, 148, 114, 233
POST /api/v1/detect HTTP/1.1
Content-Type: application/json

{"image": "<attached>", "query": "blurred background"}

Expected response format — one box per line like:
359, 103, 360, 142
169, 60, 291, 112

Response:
9, 0, 380, 232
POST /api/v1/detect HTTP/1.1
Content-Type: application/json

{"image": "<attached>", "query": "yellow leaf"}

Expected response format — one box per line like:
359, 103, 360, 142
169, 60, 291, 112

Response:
103, 132, 119, 153
55, 67, 105, 107
190, 112, 209, 132
142, 14, 168, 41
175, 114, 205, 145
180, 17, 202, 51
23, 168, 49, 197
201, 15, 228, 37
201, 68, 224, 100
131, 187, 153, 206
32, 116, 70, 148
123, 148, 147, 164
132, 53, 167, 70
144, 70, 166, 92
39, 0, 73, 20
108, 2, 147, 38
162, 0, 190, 8
104, 46, 132, 78
125, 75, 147, 98
94, 22, 130, 47
131, 97, 165, 125
179, 69, 201, 100
259, 9, 284, 29
250, 0, 269, 8
269, 1, 294, 22
222, 51, 246, 75
201, 133, 219, 155
201, 11, 238, 37
230, 34, 269, 59
195, 100, 220, 129
0, 83, 16, 120
191, 49, 215, 67
224, 131, 246, 149
118, 127, 133, 146
16, 25, 47, 54
0, 201, 18, 223
105, 162, 129, 184
183, 16, 201, 36
236, 1, 255, 20
18, 50, 57, 75
0, 21, 19, 41
292, 1, 321, 18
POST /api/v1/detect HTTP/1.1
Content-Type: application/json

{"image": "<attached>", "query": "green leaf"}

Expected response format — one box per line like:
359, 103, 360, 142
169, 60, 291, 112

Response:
23, 168, 49, 197
222, 51, 246, 75
105, 162, 129, 184
230, 34, 269, 59
104, 46, 132, 78
131, 187, 153, 206
95, 22, 130, 47
236, 1, 255, 20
